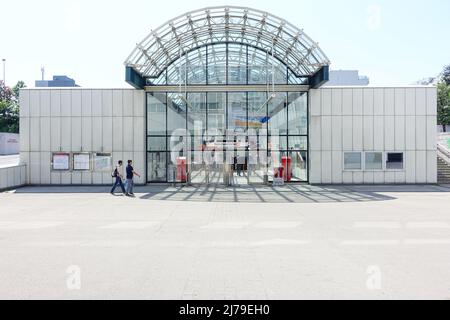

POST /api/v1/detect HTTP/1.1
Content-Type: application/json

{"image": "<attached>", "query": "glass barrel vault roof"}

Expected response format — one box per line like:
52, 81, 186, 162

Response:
124, 6, 330, 80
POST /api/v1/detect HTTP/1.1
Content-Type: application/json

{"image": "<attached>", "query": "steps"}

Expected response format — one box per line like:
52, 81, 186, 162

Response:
437, 156, 450, 184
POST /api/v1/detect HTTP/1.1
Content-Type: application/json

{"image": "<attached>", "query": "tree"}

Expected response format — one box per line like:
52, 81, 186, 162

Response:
437, 82, 450, 132
0, 80, 26, 133
442, 65, 450, 86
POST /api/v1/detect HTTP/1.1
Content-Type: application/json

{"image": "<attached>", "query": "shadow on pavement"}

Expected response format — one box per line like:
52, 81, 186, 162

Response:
8, 184, 450, 203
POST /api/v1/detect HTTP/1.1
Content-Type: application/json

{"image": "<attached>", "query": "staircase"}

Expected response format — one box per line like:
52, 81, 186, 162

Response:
437, 156, 450, 184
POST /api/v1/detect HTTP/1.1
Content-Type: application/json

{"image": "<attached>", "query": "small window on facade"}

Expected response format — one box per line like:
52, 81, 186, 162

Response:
344, 152, 362, 170
386, 152, 404, 170
365, 152, 383, 170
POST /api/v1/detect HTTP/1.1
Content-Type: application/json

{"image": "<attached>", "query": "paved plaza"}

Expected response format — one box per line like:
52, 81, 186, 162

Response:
1, 184, 450, 299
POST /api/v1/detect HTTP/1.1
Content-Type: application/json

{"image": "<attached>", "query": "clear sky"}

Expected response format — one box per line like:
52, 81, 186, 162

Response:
1, 0, 449, 88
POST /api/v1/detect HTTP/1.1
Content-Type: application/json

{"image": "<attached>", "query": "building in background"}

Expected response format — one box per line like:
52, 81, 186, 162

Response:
326, 70, 369, 86
18, 6, 437, 186
35, 75, 78, 88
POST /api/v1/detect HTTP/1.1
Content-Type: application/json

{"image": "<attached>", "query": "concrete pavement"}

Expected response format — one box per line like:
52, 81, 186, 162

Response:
0, 185, 450, 299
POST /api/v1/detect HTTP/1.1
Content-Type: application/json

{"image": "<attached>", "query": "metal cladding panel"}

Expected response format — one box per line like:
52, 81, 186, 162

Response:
71, 90, 82, 117
321, 151, 332, 183
82, 90, 92, 117
415, 151, 427, 183
102, 90, 113, 117
40, 117, 51, 152
373, 88, 384, 116
395, 172, 406, 184
72, 172, 82, 184
92, 117, 102, 151
394, 116, 405, 151
384, 116, 395, 151
309, 89, 321, 116
61, 172, 71, 184
50, 90, 61, 116
310, 116, 321, 151
321, 116, 332, 150
353, 171, 363, 184
384, 88, 395, 115
352, 89, 363, 115
342, 116, 352, 151
373, 116, 384, 150
331, 117, 342, 151
352, 116, 363, 150
29, 118, 40, 152
342, 89, 352, 115
415, 116, 426, 150
331, 89, 342, 115
112, 90, 123, 117
123, 90, 134, 117
134, 90, 145, 117
394, 88, 405, 115
342, 171, 353, 184
426, 87, 437, 116
40, 90, 51, 117
61, 117, 71, 151
19, 89, 30, 118
363, 172, 374, 184
91, 90, 103, 116
40, 152, 51, 184
29, 90, 40, 117
112, 117, 124, 152
123, 117, 134, 152
133, 151, 145, 184
82, 171, 92, 185
321, 89, 332, 115
426, 116, 436, 150
384, 171, 395, 184
51, 171, 61, 185
19, 117, 30, 152
309, 151, 321, 184
29, 152, 40, 184
415, 88, 426, 115
373, 171, 384, 184
405, 116, 416, 150
363, 116, 374, 151
405, 151, 416, 184
102, 116, 113, 151
363, 89, 374, 116
331, 151, 342, 184
50, 117, 61, 151
82, 117, 92, 151
71, 117, 82, 152
427, 151, 437, 183
405, 88, 416, 116
60, 90, 71, 117
133, 117, 145, 152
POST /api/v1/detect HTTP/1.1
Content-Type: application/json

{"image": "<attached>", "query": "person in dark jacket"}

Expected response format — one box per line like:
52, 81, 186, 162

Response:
125, 160, 141, 196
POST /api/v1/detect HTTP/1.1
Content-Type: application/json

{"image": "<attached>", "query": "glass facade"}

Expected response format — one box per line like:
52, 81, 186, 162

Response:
148, 43, 309, 87
146, 43, 309, 185
147, 91, 308, 184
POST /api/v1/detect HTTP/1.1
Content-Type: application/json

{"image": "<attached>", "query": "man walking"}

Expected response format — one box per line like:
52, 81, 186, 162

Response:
110, 160, 126, 195
125, 160, 141, 196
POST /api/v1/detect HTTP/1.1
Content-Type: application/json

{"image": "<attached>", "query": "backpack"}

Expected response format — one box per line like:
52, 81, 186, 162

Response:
111, 167, 118, 178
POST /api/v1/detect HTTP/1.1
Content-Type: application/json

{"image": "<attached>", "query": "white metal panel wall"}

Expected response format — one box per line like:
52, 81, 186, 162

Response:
19, 89, 146, 185
309, 87, 437, 184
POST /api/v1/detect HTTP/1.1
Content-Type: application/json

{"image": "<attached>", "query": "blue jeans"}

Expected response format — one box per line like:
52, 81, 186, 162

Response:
125, 179, 134, 194
110, 177, 125, 194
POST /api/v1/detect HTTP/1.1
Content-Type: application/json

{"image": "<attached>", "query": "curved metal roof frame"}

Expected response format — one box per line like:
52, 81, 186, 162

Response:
125, 6, 330, 79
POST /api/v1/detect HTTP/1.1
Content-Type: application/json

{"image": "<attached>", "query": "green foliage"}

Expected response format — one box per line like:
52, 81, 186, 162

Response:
0, 80, 25, 133
437, 82, 450, 128
442, 65, 450, 86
